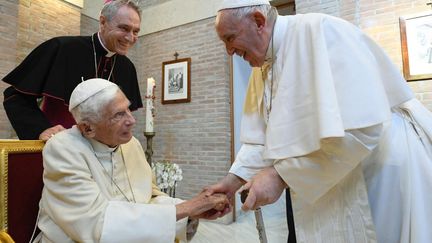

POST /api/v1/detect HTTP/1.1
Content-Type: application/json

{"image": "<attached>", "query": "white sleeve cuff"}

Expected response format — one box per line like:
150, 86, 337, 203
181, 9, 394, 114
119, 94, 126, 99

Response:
230, 144, 273, 181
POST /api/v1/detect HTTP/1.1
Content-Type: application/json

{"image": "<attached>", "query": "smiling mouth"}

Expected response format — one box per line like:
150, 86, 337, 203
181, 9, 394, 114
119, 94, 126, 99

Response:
119, 41, 130, 48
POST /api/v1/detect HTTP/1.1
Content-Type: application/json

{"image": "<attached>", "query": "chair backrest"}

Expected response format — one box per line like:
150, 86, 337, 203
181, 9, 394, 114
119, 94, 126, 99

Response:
0, 140, 44, 243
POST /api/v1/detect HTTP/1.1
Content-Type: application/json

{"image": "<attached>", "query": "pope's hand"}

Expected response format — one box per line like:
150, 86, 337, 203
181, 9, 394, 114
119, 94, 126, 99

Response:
241, 167, 287, 211
39, 125, 66, 141
203, 173, 245, 203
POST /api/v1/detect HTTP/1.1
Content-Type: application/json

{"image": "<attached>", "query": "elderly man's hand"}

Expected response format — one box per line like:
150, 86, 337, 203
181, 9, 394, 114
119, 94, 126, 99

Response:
193, 194, 232, 220
39, 125, 66, 141
241, 167, 287, 211
176, 192, 230, 220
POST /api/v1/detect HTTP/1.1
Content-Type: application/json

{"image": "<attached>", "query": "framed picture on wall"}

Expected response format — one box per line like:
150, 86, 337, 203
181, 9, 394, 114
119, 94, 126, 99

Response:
161, 58, 191, 104
399, 12, 432, 81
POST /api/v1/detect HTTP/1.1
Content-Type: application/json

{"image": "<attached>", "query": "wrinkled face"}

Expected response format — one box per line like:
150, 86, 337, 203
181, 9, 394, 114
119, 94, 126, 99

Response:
99, 5, 141, 55
93, 91, 136, 147
215, 11, 268, 67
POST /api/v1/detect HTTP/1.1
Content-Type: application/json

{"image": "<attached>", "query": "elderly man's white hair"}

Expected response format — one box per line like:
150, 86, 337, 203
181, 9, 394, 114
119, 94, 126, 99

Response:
101, 0, 142, 20
216, 0, 277, 25
69, 78, 120, 123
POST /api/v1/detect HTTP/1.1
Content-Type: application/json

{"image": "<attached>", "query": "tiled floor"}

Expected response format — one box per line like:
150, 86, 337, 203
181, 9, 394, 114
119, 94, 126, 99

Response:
191, 192, 288, 243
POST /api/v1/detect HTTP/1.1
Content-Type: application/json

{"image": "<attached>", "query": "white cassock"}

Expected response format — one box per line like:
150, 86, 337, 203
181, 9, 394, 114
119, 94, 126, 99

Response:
36, 126, 187, 243
231, 13, 432, 243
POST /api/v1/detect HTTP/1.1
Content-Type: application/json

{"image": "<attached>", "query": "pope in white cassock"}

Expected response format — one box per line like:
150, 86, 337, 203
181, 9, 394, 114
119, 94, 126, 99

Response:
34, 78, 228, 243
207, 0, 432, 243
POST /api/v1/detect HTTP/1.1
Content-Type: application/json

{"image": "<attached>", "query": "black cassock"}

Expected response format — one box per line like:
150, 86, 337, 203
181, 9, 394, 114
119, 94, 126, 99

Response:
2, 33, 142, 139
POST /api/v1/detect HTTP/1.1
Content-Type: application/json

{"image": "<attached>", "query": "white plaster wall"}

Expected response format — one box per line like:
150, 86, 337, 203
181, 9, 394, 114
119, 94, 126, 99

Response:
139, 0, 223, 35
81, 0, 224, 36
81, 0, 102, 20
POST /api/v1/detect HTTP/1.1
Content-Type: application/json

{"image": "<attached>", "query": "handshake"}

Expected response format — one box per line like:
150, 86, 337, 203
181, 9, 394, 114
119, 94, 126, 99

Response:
176, 168, 288, 221
174, 174, 243, 222
175, 191, 231, 221
175, 173, 249, 222
174, 170, 286, 241
176, 168, 288, 222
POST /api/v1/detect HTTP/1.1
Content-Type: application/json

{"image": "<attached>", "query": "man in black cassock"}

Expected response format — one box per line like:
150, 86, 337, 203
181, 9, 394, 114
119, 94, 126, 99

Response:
2, 0, 143, 141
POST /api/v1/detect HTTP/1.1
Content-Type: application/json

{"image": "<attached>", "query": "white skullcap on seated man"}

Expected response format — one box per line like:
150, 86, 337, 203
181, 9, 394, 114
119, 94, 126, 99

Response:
34, 78, 228, 243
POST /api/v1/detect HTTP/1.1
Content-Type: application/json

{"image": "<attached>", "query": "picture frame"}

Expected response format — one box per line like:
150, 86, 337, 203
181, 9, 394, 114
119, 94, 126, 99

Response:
399, 12, 432, 81
162, 58, 191, 104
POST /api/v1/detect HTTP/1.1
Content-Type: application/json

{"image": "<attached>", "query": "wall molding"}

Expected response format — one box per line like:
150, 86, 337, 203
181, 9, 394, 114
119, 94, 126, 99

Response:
63, 0, 83, 8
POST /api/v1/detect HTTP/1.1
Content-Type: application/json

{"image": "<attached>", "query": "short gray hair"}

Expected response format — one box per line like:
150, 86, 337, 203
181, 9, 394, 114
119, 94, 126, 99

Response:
221, 5, 278, 24
70, 85, 120, 123
101, 0, 142, 21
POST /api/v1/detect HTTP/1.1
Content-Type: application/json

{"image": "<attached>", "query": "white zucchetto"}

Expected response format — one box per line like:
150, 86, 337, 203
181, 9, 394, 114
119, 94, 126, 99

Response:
69, 78, 117, 111
218, 0, 270, 11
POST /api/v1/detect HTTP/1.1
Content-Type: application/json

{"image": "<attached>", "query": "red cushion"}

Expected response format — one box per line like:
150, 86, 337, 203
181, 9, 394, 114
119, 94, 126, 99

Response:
7, 152, 43, 243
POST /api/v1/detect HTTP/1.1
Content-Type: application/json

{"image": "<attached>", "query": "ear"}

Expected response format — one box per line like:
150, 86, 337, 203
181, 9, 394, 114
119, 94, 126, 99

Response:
252, 11, 267, 32
77, 122, 96, 139
99, 15, 107, 30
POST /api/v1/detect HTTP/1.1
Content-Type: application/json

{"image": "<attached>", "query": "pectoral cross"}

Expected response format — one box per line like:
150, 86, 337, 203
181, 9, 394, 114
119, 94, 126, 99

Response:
428, 1, 432, 9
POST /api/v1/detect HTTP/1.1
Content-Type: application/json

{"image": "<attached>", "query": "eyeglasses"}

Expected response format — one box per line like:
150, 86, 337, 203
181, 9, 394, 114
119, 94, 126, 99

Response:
109, 109, 134, 124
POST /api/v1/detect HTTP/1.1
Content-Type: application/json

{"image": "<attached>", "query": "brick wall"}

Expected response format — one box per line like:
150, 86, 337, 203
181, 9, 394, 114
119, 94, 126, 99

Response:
134, 17, 231, 199
296, 0, 432, 110
0, 0, 18, 138
16, 0, 81, 62
0, 0, 81, 138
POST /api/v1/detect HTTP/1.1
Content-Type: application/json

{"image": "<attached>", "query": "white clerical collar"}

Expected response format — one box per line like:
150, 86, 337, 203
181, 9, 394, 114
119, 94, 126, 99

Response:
89, 138, 118, 154
97, 32, 116, 57
264, 16, 282, 63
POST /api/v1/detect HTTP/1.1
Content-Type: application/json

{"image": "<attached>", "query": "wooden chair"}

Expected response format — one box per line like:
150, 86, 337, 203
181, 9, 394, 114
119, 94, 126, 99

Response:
0, 140, 44, 243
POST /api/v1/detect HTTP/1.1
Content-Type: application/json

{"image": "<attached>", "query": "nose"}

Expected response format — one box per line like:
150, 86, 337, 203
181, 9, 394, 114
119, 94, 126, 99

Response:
125, 31, 137, 43
225, 43, 235, 56
125, 110, 136, 126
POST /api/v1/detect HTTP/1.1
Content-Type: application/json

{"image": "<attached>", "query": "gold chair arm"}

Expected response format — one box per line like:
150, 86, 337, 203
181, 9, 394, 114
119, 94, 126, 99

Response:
0, 230, 15, 243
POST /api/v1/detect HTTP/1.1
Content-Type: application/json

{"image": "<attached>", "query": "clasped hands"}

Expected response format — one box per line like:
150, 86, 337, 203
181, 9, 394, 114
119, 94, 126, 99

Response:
202, 166, 287, 216
176, 191, 230, 221
177, 166, 288, 220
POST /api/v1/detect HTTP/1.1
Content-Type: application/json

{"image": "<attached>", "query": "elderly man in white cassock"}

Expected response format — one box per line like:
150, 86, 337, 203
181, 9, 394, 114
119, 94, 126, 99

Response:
34, 78, 228, 243
206, 0, 432, 242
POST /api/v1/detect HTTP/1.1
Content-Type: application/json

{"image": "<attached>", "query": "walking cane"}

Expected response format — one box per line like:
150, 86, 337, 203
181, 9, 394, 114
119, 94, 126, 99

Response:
241, 190, 268, 243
